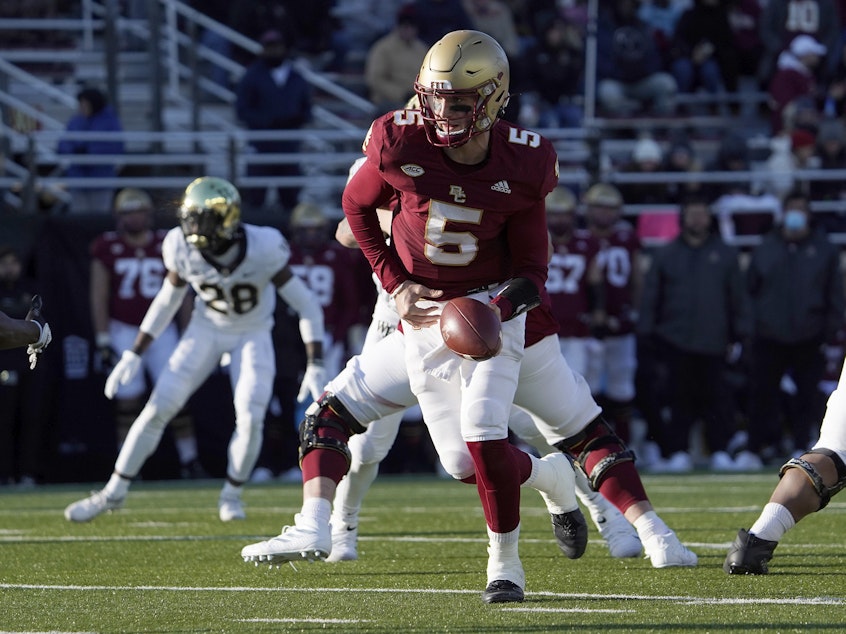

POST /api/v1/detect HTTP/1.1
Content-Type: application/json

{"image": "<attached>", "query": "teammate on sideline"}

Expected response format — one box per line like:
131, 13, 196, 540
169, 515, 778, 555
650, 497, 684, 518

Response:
724, 359, 846, 574
64, 177, 325, 523
243, 30, 586, 604
90, 188, 204, 477
0, 295, 51, 368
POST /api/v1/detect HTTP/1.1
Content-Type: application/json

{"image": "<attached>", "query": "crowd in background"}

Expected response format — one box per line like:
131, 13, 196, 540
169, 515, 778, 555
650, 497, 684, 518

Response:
5, 0, 846, 484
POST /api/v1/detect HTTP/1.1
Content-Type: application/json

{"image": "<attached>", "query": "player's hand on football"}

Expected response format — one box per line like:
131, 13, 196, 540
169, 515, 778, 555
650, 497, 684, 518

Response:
104, 350, 142, 399
392, 281, 443, 329
297, 361, 326, 403
25, 295, 52, 370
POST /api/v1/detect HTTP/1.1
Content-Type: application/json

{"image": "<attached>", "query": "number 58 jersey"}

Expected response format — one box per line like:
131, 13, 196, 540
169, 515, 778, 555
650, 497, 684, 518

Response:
161, 223, 290, 333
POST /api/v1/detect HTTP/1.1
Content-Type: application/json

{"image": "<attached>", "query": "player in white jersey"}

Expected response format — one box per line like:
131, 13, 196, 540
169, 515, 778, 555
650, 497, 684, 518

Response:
64, 177, 326, 523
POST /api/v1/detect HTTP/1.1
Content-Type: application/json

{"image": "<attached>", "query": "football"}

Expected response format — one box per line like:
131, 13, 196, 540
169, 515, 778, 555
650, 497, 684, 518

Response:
440, 296, 503, 361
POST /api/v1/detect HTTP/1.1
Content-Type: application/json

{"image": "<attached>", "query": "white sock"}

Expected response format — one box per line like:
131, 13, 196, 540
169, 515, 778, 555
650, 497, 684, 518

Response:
104, 472, 131, 499
302, 497, 332, 526
524, 454, 575, 514
220, 481, 242, 499
486, 525, 524, 586
633, 510, 670, 542
749, 503, 795, 542
331, 461, 379, 528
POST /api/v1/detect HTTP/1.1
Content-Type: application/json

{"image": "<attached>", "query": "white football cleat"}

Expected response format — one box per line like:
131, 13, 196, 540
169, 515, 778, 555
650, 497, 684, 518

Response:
326, 520, 358, 562
64, 490, 124, 522
581, 496, 641, 558
218, 493, 246, 522
643, 531, 698, 568
241, 513, 331, 564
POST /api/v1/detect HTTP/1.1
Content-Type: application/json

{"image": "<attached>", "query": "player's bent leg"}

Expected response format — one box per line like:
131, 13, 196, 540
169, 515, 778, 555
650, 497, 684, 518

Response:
725, 448, 846, 575
328, 412, 405, 562
574, 469, 642, 558
241, 392, 366, 564
556, 416, 697, 567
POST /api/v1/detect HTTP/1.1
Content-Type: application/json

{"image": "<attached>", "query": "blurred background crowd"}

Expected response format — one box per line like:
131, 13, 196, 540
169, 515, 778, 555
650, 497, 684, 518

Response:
3, 0, 846, 486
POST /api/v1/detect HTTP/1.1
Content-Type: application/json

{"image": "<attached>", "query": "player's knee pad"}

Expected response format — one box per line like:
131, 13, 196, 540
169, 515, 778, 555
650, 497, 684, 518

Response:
779, 448, 846, 510
553, 415, 635, 490
298, 392, 366, 468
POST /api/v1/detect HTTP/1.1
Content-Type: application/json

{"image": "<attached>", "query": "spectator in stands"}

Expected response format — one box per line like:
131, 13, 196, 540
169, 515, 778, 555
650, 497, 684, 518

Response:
727, 0, 764, 80
705, 133, 781, 241
596, 0, 677, 117
737, 189, 845, 470
56, 87, 124, 215
235, 29, 312, 213
512, 16, 584, 128
662, 134, 705, 204
462, 0, 521, 58
761, 127, 820, 201
617, 136, 667, 207
638, 0, 685, 69
364, 5, 429, 113
0, 246, 50, 486
768, 35, 828, 135
811, 118, 846, 230
331, 0, 405, 59
637, 195, 752, 473
669, 0, 739, 112
758, 0, 839, 87
411, 0, 474, 46
822, 36, 846, 116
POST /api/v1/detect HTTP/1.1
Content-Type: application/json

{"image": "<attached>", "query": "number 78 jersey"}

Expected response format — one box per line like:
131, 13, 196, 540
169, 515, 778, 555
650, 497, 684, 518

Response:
162, 223, 290, 333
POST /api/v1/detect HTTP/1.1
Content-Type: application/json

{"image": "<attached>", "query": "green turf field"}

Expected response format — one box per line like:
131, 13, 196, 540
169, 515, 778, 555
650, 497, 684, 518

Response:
1, 473, 844, 633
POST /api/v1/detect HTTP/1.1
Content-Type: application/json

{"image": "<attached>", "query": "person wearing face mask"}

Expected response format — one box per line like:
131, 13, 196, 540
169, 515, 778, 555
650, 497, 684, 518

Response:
736, 190, 845, 471
235, 29, 312, 214
636, 195, 752, 472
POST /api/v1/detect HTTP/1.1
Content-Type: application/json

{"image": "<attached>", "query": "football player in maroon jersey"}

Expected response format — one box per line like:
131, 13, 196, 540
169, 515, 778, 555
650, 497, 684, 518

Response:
242, 30, 586, 604
582, 183, 643, 444
89, 188, 203, 477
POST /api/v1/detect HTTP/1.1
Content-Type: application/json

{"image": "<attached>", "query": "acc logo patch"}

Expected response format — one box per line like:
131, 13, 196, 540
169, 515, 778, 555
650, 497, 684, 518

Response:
401, 164, 425, 177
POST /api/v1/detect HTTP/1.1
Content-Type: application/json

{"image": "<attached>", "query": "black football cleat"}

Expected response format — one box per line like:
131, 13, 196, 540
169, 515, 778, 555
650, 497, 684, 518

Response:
552, 509, 589, 559
724, 528, 778, 575
482, 580, 524, 604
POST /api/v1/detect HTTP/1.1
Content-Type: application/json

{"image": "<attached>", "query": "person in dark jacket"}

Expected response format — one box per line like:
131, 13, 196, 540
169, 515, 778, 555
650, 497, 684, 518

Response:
234, 29, 312, 212
637, 194, 752, 472
595, 0, 677, 116
56, 87, 125, 214
736, 190, 845, 469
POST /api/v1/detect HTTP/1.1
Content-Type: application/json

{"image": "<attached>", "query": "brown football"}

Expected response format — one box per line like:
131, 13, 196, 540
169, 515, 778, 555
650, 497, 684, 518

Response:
440, 296, 503, 361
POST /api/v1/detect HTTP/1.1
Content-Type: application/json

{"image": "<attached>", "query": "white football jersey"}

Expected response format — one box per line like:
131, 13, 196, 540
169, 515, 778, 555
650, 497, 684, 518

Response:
162, 224, 290, 333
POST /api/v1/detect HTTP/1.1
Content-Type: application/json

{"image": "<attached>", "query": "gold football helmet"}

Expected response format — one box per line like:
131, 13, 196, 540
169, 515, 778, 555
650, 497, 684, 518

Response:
290, 202, 327, 229
114, 188, 153, 214
546, 186, 577, 214
584, 183, 623, 208
178, 176, 241, 253
414, 30, 510, 148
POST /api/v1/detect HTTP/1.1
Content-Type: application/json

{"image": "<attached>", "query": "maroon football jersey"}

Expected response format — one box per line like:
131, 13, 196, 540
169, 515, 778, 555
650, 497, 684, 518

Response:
90, 229, 168, 326
524, 288, 561, 347
547, 229, 601, 338
593, 223, 641, 335
343, 110, 558, 300
288, 242, 371, 342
